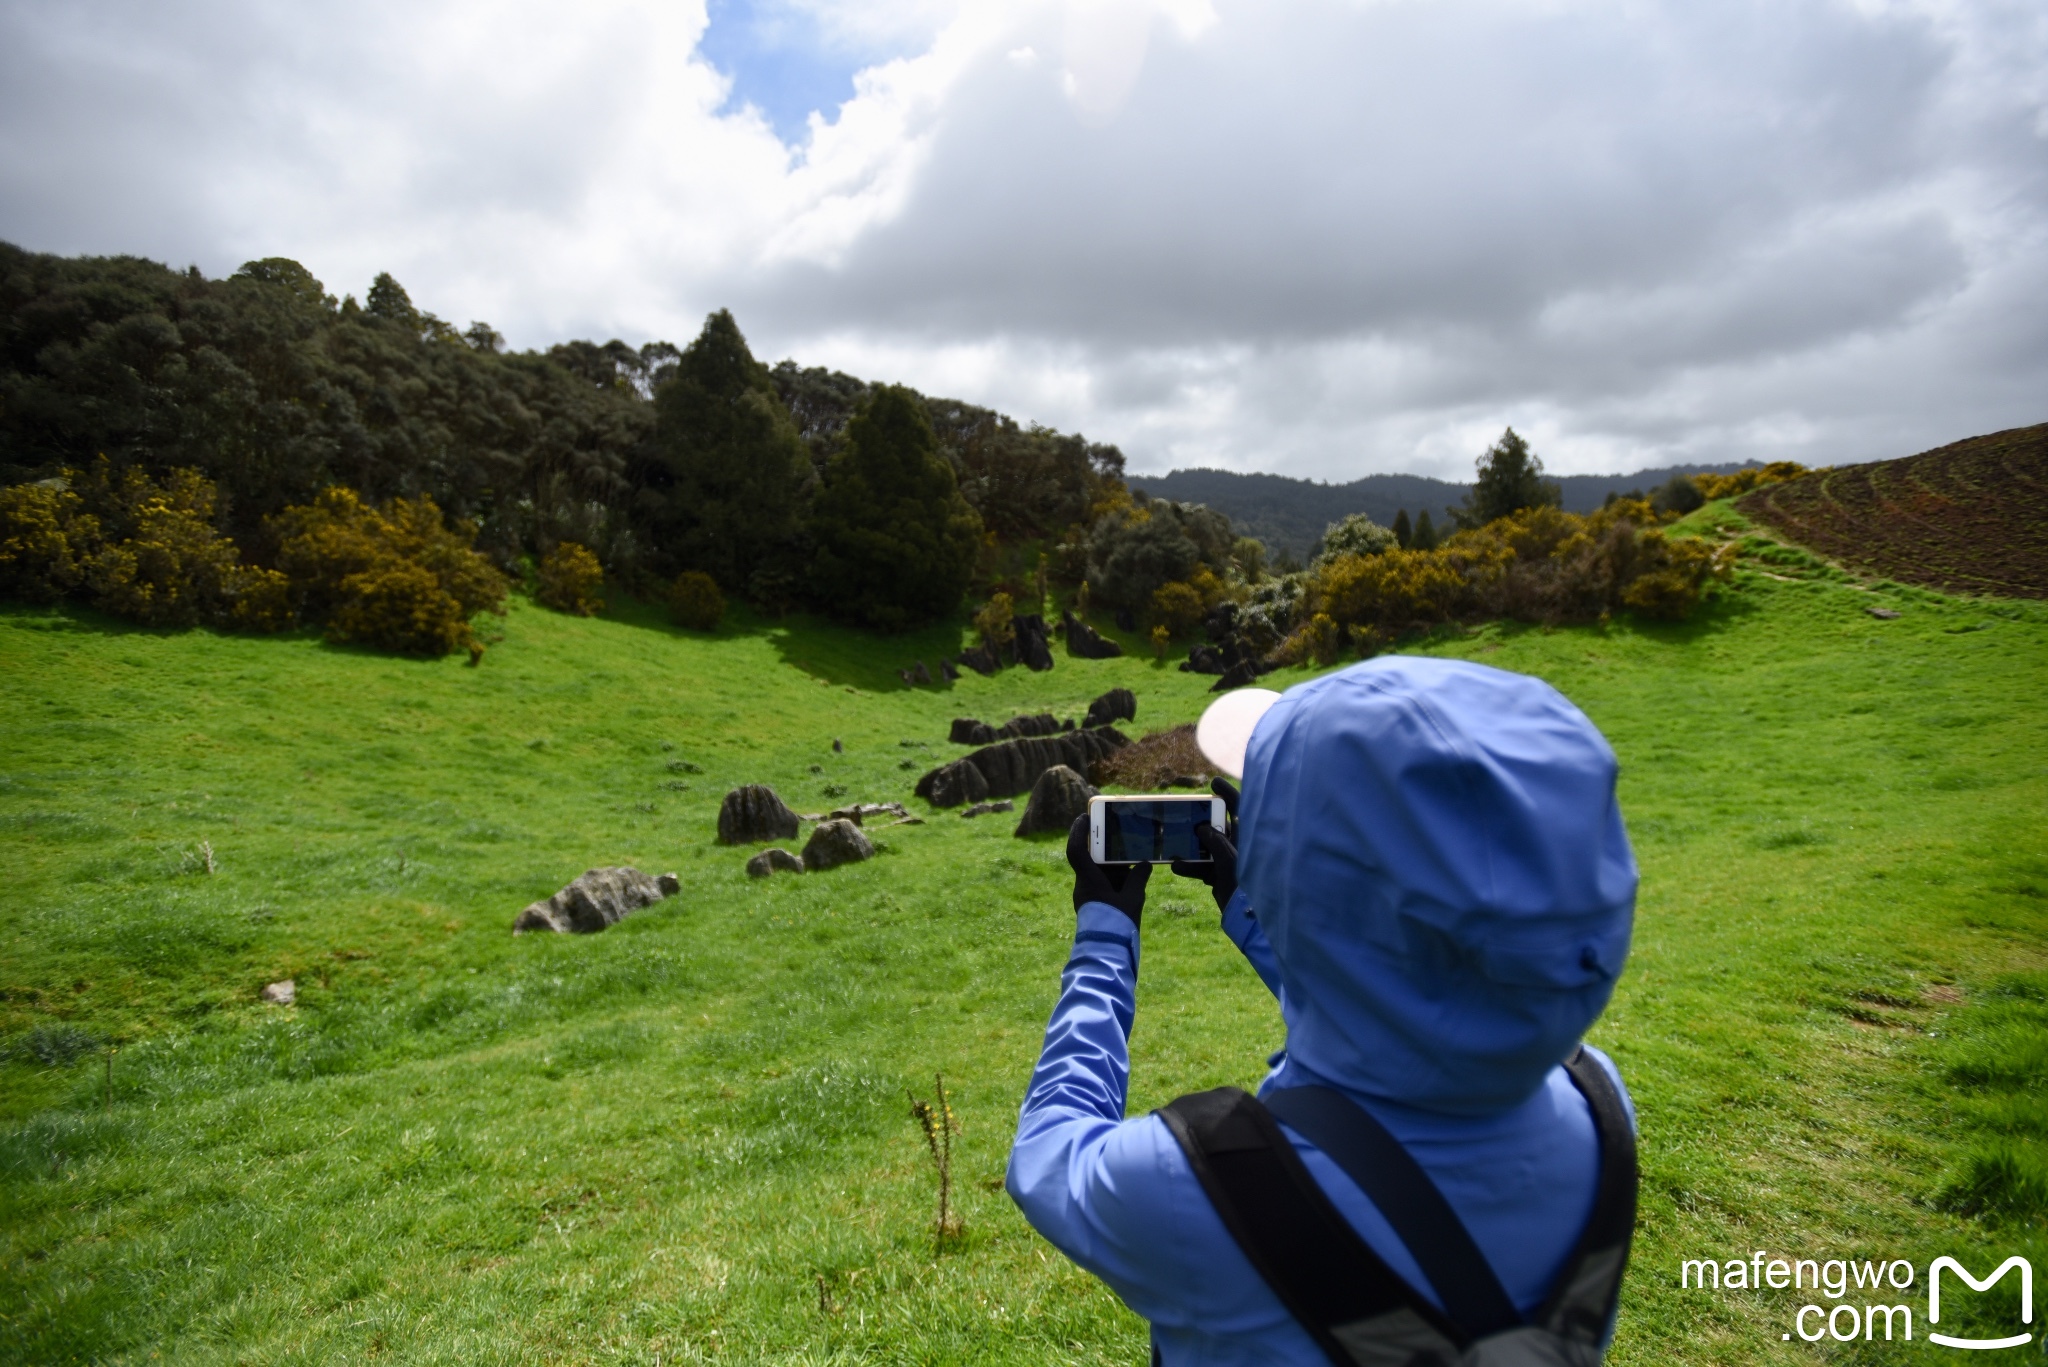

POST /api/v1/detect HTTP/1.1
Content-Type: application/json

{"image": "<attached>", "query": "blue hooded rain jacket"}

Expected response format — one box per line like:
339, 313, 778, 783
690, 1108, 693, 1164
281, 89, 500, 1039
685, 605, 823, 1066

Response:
1006, 658, 1639, 1364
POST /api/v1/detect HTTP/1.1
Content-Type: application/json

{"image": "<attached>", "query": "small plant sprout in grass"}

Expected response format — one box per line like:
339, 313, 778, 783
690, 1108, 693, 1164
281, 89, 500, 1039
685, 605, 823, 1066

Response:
180, 839, 216, 875
909, 1074, 964, 1249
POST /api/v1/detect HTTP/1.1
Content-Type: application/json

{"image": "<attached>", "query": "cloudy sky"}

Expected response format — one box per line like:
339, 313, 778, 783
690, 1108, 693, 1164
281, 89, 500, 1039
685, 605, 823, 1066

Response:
2, 0, 2042, 480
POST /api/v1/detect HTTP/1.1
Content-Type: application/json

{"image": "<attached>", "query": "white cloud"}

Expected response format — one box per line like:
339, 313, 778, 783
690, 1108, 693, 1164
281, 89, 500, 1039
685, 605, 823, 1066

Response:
1, 0, 2042, 480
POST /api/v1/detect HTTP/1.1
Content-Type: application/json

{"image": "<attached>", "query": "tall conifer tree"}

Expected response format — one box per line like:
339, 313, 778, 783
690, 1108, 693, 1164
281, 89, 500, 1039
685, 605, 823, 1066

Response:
1453, 427, 1560, 529
643, 310, 810, 594
1391, 508, 1413, 549
807, 386, 982, 630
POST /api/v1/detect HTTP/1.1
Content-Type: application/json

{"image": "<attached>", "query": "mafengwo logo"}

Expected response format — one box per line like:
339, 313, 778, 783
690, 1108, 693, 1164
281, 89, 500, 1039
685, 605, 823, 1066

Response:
1679, 1252, 2034, 1348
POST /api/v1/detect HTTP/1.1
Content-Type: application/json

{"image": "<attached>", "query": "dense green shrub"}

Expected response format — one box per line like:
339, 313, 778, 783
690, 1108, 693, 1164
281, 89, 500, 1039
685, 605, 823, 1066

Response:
0, 479, 97, 603
1149, 581, 1205, 636
272, 487, 507, 657
667, 570, 725, 631
0, 464, 289, 628
1651, 475, 1706, 517
1314, 513, 1397, 564
807, 386, 982, 631
535, 542, 604, 616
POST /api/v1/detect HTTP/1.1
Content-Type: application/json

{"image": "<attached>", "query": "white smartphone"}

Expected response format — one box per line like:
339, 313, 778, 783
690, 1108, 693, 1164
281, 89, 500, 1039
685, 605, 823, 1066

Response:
1088, 793, 1227, 865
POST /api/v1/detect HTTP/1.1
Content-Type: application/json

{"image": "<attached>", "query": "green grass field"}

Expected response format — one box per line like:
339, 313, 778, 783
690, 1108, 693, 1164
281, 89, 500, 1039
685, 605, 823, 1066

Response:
3, 504, 2045, 1365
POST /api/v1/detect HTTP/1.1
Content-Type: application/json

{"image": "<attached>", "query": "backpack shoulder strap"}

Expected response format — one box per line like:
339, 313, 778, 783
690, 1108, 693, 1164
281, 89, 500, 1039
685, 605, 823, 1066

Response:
1533, 1048, 1639, 1345
1156, 1087, 1464, 1367
1263, 1086, 1523, 1339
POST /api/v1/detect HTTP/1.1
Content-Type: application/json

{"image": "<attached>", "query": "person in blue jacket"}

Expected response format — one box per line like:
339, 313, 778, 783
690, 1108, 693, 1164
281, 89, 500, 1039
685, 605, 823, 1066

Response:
1005, 657, 1639, 1363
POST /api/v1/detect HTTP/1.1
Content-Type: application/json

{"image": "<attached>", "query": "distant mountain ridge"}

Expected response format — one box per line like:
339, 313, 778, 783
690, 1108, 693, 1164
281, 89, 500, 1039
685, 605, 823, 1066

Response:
1129, 461, 1763, 561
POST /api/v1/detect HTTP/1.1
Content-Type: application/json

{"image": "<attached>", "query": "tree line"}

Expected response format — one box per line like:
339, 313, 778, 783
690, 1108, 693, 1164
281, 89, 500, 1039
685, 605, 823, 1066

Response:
0, 246, 1165, 645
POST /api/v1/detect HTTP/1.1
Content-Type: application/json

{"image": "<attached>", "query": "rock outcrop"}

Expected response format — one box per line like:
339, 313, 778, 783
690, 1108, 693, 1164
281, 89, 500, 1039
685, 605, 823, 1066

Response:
1013, 614, 1055, 671
802, 818, 875, 872
717, 785, 801, 845
1212, 660, 1260, 691
914, 726, 1130, 808
950, 717, 995, 745
1015, 765, 1097, 837
1063, 611, 1124, 659
957, 644, 999, 676
1083, 688, 1137, 729
746, 848, 805, 878
513, 866, 680, 933
923, 758, 991, 808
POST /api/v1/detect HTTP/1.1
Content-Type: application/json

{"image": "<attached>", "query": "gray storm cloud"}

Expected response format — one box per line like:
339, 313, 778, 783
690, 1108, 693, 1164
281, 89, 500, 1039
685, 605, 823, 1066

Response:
1, 0, 2042, 479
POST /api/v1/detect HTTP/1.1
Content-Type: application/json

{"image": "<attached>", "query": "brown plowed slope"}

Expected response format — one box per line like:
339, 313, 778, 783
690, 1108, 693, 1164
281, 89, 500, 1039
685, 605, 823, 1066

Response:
1738, 423, 2048, 598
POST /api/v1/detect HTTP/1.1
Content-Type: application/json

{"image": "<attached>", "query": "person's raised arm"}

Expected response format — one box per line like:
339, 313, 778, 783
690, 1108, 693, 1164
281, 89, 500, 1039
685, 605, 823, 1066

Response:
1006, 818, 1152, 1261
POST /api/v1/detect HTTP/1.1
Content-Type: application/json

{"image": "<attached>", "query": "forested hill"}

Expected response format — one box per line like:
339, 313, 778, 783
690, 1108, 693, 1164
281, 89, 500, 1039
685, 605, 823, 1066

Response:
1131, 462, 1761, 561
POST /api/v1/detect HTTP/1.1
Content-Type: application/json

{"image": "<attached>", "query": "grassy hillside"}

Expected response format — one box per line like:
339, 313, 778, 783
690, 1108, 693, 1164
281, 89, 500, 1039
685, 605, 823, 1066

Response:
3, 509, 2045, 1364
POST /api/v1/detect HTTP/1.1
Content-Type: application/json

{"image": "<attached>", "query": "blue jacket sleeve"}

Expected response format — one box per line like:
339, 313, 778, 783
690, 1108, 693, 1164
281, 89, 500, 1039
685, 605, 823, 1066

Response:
1220, 887, 1284, 1001
1006, 902, 1140, 1257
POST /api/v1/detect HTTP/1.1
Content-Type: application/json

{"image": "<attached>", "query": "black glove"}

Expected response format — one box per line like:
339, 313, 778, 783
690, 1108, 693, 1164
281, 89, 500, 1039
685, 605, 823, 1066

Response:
1171, 778, 1240, 914
1067, 815, 1152, 927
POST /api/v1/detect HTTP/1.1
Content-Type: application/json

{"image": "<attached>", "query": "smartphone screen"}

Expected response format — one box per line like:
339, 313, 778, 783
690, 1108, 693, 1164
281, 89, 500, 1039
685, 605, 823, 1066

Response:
1101, 799, 1214, 863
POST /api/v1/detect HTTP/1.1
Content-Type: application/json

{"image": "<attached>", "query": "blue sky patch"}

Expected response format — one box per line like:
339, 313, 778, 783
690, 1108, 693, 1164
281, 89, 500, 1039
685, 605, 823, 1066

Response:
699, 0, 886, 146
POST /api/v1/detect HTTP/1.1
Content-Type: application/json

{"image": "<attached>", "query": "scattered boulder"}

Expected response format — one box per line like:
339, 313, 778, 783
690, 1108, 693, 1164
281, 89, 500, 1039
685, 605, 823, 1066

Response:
718, 785, 801, 845
1016, 765, 1098, 837
1211, 660, 1261, 691
746, 848, 805, 878
939, 658, 960, 682
260, 979, 296, 1006
961, 800, 1016, 819
832, 737, 844, 753
951, 717, 996, 745
913, 659, 933, 684
513, 866, 678, 934
914, 726, 1130, 808
1063, 611, 1124, 659
1181, 643, 1230, 675
957, 644, 999, 676
999, 712, 1063, 739
802, 818, 875, 872
1866, 607, 1902, 620
923, 758, 991, 807
1083, 687, 1137, 729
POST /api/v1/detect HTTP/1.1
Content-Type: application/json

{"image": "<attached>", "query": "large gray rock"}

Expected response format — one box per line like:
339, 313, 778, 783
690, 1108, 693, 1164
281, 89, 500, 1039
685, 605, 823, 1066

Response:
1211, 660, 1260, 691
950, 717, 995, 745
1063, 611, 1124, 659
914, 726, 1130, 808
801, 818, 875, 872
746, 848, 805, 878
1083, 688, 1137, 729
998, 712, 1063, 739
923, 758, 991, 808
513, 866, 680, 934
957, 643, 999, 676
718, 785, 801, 845
1015, 765, 1098, 837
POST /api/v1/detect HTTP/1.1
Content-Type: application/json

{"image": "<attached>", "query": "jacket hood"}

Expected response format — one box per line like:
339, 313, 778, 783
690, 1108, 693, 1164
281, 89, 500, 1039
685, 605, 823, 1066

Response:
1238, 657, 1636, 1114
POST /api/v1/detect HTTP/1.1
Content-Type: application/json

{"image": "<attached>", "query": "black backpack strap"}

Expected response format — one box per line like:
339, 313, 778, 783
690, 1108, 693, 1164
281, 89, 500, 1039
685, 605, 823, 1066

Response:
1264, 1086, 1523, 1339
1156, 1088, 1464, 1367
1535, 1048, 1638, 1344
